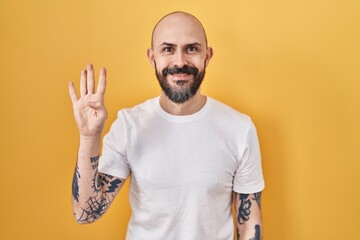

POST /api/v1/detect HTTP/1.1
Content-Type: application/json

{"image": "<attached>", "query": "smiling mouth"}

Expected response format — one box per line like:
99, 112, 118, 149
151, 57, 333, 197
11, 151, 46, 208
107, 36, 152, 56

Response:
171, 73, 191, 77
169, 73, 192, 81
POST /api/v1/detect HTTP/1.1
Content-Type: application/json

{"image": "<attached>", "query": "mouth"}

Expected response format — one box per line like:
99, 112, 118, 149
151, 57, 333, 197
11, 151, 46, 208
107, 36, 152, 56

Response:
169, 73, 192, 80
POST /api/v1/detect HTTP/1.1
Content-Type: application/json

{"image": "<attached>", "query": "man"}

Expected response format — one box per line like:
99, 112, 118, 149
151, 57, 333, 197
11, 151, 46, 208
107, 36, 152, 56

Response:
69, 11, 264, 240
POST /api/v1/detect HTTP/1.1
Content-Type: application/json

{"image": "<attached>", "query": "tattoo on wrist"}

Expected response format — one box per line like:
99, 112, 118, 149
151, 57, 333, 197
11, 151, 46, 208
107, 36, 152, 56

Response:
72, 162, 81, 202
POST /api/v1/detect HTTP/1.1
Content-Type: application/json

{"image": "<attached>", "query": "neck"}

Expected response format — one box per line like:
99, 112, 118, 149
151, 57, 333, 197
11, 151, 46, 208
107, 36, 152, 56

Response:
159, 91, 207, 116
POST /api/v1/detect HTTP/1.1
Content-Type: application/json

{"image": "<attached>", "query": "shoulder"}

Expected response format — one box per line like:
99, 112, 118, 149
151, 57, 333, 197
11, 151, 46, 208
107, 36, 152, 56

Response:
111, 97, 159, 129
205, 97, 256, 141
117, 97, 157, 118
208, 97, 252, 125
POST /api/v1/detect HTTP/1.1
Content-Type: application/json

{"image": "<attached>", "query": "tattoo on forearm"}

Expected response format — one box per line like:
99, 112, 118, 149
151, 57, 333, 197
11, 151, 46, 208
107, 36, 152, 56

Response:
249, 224, 261, 240
78, 175, 122, 223
92, 169, 102, 193
90, 156, 122, 193
99, 174, 122, 193
74, 156, 122, 222
90, 156, 99, 169
252, 192, 262, 209
77, 194, 112, 223
72, 162, 80, 202
237, 194, 252, 224
91, 156, 102, 193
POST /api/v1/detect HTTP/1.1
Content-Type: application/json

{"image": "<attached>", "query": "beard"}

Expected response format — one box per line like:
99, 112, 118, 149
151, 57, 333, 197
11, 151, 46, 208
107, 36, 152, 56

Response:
155, 63, 206, 104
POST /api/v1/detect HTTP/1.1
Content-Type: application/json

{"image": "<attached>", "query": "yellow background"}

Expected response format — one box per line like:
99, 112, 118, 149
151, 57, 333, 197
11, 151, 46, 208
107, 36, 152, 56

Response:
0, 0, 359, 239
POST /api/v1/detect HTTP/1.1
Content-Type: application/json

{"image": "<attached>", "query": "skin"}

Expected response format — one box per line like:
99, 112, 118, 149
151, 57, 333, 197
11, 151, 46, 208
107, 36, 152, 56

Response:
69, 65, 125, 223
147, 12, 213, 115
69, 12, 262, 239
233, 192, 263, 240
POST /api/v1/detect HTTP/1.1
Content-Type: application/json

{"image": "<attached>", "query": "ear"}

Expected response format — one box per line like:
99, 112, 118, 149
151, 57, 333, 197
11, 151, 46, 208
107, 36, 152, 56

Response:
205, 47, 213, 67
147, 48, 156, 68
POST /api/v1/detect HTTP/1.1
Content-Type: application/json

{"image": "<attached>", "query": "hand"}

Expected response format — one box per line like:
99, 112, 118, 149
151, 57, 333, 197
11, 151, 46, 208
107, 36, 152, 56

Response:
69, 64, 108, 138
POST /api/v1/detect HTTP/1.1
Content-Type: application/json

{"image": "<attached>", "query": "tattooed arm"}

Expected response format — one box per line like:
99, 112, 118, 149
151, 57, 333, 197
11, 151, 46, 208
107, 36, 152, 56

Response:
71, 139, 125, 224
233, 191, 263, 240
69, 64, 125, 223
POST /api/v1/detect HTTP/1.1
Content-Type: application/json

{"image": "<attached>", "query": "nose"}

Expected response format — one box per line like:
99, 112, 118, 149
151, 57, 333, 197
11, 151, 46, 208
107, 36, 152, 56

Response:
173, 51, 188, 67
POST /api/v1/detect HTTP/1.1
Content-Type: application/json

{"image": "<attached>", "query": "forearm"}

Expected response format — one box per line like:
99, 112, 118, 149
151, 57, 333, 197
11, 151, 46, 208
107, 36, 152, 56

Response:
234, 192, 263, 240
72, 135, 104, 223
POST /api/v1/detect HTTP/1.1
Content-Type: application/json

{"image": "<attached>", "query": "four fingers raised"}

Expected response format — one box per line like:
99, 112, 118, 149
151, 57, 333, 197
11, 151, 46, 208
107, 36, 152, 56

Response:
69, 64, 107, 104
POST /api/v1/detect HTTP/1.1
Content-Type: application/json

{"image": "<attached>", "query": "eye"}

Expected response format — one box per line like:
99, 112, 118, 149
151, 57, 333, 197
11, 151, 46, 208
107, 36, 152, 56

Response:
162, 47, 173, 53
187, 46, 198, 52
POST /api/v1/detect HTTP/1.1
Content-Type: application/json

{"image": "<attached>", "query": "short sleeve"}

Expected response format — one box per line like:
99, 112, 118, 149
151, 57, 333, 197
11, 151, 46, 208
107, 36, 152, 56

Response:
98, 111, 131, 179
233, 120, 265, 194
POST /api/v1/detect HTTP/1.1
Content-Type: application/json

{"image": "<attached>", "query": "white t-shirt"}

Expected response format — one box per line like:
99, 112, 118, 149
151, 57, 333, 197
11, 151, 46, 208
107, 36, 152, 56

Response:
98, 96, 265, 240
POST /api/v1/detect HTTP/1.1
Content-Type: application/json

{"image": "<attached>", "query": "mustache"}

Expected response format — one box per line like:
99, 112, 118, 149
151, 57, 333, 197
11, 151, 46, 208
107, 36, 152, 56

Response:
162, 65, 199, 77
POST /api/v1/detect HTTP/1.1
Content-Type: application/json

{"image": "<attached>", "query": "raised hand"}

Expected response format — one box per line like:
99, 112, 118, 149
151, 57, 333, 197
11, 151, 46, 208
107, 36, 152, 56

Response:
69, 64, 108, 138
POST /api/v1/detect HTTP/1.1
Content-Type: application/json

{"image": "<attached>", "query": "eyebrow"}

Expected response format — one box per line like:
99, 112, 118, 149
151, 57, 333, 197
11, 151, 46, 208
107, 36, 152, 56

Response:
160, 42, 202, 47
160, 42, 176, 47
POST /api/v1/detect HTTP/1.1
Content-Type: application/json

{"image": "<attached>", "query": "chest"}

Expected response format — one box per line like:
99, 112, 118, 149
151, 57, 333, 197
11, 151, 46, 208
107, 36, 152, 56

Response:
126, 122, 239, 194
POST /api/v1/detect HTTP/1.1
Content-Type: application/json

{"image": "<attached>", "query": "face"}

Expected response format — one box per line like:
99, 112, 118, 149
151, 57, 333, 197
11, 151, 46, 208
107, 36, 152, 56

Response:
148, 13, 213, 104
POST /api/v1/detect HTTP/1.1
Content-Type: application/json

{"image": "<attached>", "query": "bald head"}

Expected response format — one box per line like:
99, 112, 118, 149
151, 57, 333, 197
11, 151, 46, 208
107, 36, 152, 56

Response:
147, 12, 213, 104
151, 11, 208, 49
